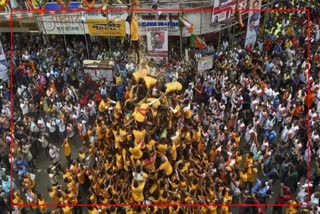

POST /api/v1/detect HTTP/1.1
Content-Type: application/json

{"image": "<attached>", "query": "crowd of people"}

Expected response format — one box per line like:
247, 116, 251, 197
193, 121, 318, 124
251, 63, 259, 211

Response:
0, 1, 319, 214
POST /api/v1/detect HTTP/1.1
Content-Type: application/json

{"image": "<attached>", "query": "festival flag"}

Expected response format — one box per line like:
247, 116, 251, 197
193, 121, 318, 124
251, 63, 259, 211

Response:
178, 17, 193, 33
190, 34, 207, 49
130, 14, 139, 41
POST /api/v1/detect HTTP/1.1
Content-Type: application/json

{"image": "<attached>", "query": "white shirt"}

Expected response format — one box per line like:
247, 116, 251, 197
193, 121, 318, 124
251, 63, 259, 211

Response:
38, 135, 48, 148
49, 146, 60, 162
17, 85, 27, 96
30, 122, 39, 133
20, 102, 29, 115
184, 88, 193, 100
56, 118, 66, 133
67, 124, 74, 138
46, 120, 56, 133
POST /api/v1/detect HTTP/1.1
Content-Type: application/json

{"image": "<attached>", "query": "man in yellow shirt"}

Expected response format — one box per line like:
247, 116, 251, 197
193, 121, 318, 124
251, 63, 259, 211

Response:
154, 156, 173, 176
62, 138, 71, 167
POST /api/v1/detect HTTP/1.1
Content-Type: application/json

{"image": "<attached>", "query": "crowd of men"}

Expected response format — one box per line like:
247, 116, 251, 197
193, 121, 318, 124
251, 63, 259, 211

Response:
0, 1, 319, 214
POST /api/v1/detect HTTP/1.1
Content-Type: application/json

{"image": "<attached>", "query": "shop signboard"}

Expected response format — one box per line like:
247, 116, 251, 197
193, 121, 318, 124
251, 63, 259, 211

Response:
139, 14, 180, 36
87, 19, 126, 37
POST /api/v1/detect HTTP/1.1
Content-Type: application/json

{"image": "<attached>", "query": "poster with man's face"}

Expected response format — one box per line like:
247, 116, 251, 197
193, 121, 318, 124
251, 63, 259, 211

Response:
148, 32, 165, 50
244, 0, 262, 48
146, 27, 168, 63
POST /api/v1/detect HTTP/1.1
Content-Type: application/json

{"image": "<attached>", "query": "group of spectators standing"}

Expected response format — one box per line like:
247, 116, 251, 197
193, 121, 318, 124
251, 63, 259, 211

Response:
0, 1, 319, 214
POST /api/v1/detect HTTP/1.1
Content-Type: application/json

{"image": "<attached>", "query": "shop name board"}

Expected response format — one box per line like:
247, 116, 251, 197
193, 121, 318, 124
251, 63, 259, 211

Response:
41, 13, 84, 34
92, 22, 121, 31
139, 21, 178, 27
87, 19, 125, 36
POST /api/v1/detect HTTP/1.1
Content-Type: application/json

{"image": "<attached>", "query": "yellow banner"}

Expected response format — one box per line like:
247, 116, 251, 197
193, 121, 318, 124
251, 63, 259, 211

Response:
87, 19, 125, 37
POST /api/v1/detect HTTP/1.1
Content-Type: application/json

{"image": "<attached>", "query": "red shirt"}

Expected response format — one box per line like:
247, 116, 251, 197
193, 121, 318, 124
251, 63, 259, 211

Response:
195, 84, 203, 99
276, 185, 291, 204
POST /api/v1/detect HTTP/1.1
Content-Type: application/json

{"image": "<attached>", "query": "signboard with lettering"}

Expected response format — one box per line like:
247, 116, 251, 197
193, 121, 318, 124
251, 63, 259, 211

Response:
84, 10, 128, 20
87, 19, 125, 37
40, 12, 84, 35
138, 14, 180, 36
139, 12, 221, 37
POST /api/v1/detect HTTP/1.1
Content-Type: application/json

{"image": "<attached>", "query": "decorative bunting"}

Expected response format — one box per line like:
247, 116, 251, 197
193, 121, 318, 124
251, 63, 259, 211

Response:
235, 10, 244, 28
132, 0, 141, 8
235, 4, 244, 28
83, 0, 96, 9
25, 0, 48, 9
0, 0, 9, 12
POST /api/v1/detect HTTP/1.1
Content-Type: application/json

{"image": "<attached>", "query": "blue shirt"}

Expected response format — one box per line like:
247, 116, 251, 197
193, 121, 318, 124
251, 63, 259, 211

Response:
251, 179, 268, 197
18, 166, 27, 180
265, 62, 274, 72
1, 176, 16, 194
16, 159, 29, 168
251, 179, 261, 194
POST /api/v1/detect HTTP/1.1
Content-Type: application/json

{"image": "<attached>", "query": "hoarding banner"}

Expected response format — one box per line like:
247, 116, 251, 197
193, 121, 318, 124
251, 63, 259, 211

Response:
87, 19, 125, 37
211, 0, 247, 24
146, 26, 168, 63
0, 41, 8, 81
244, 0, 262, 48
198, 56, 213, 71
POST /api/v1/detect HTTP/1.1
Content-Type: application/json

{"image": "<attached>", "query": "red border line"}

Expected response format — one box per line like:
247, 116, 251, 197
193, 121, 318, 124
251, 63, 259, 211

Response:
306, 7, 311, 208
9, 7, 310, 208
9, 6, 13, 210
9, 8, 307, 13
